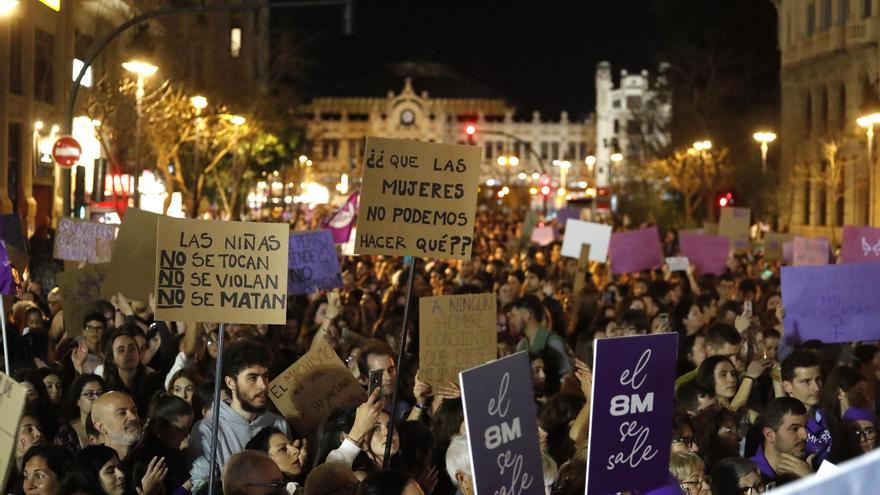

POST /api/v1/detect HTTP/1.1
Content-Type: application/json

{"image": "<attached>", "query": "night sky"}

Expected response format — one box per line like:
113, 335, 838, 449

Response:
271, 0, 661, 118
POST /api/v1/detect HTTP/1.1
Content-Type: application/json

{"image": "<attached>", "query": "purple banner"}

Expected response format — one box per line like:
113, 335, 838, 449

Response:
288, 230, 343, 295
841, 226, 880, 264
460, 351, 544, 495
793, 236, 829, 266
556, 207, 581, 226
609, 226, 663, 274
0, 241, 15, 296
679, 233, 730, 275
782, 263, 880, 343
586, 333, 678, 495
323, 192, 359, 244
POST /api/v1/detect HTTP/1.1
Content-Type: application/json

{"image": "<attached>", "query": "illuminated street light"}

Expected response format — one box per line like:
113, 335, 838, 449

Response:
34, 121, 44, 131
190, 95, 208, 110
858, 113, 880, 225
692, 140, 712, 151
0, 0, 19, 16
228, 114, 246, 126
122, 60, 158, 78
298, 155, 308, 164
610, 152, 623, 163
752, 131, 777, 172
584, 155, 596, 169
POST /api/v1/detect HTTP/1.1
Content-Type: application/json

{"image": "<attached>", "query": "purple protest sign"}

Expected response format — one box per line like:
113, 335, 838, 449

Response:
0, 241, 15, 296
609, 226, 663, 274
288, 230, 343, 295
679, 233, 730, 275
585, 333, 678, 495
840, 226, 880, 264
460, 351, 544, 495
530, 226, 555, 246
556, 207, 581, 226
781, 263, 880, 343
793, 236, 829, 266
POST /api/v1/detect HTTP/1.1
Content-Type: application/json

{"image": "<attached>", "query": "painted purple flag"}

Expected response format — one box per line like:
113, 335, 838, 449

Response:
288, 230, 343, 295
609, 226, 663, 274
586, 333, 678, 495
793, 236, 829, 266
460, 352, 544, 495
322, 192, 359, 244
0, 241, 16, 296
840, 226, 880, 264
679, 233, 730, 275
781, 263, 880, 343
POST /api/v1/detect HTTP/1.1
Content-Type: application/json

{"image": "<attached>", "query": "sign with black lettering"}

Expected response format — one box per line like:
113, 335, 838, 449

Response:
154, 217, 288, 324
54, 218, 117, 263
419, 293, 496, 389
460, 351, 544, 495
0, 372, 27, 491
288, 230, 342, 295
355, 137, 482, 260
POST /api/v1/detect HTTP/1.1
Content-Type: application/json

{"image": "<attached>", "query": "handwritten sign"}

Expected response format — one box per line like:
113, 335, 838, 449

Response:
57, 263, 110, 336
586, 333, 678, 495
781, 263, 880, 343
609, 226, 663, 274
665, 256, 690, 272
530, 226, 555, 246
841, 226, 880, 264
268, 339, 367, 436
679, 233, 730, 275
561, 219, 611, 261
101, 208, 159, 302
793, 236, 829, 266
718, 206, 750, 251
0, 372, 27, 491
460, 351, 544, 495
288, 230, 342, 295
54, 218, 117, 263
573, 244, 592, 295
419, 293, 496, 389
154, 217, 288, 324
764, 233, 794, 262
355, 137, 482, 260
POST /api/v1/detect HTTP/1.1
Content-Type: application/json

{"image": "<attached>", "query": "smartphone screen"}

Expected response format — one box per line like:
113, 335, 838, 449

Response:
368, 369, 383, 397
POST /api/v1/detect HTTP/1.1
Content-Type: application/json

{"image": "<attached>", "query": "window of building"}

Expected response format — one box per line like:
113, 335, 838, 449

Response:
578, 142, 587, 160
34, 29, 55, 104
626, 96, 642, 110
820, 0, 832, 30
513, 141, 522, 158
805, 91, 813, 135
820, 87, 829, 134
863, 0, 873, 18
839, 0, 851, 24
839, 83, 847, 130
612, 99, 621, 109
803, 176, 812, 225
627, 119, 641, 135
230, 27, 242, 58
836, 166, 845, 226
807, 1, 816, 35
540, 142, 549, 159
485, 144, 493, 160
818, 161, 828, 225
613, 119, 620, 134
551, 142, 559, 160
568, 142, 577, 159
10, 21, 22, 94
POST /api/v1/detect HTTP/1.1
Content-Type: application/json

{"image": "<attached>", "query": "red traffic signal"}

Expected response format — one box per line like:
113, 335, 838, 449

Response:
465, 124, 476, 136
718, 192, 734, 207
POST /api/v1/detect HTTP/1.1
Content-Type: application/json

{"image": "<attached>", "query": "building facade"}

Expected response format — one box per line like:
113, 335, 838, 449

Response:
775, 0, 880, 235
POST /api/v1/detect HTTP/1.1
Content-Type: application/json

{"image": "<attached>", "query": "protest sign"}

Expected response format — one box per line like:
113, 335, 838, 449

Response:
154, 217, 288, 324
269, 338, 367, 436
460, 351, 544, 495
793, 236, 829, 266
530, 226, 555, 246
521, 210, 537, 240
840, 225, 880, 263
781, 263, 880, 343
355, 137, 482, 260
586, 333, 678, 495
556, 207, 581, 226
561, 219, 611, 261
0, 372, 27, 491
764, 233, 794, 262
679, 233, 730, 275
573, 244, 592, 296
0, 241, 16, 295
765, 447, 880, 495
288, 230, 342, 295
101, 208, 159, 302
665, 256, 690, 272
718, 206, 751, 251
419, 293, 496, 388
783, 241, 794, 264
609, 226, 663, 274
54, 218, 117, 263
0, 214, 27, 253
58, 263, 110, 337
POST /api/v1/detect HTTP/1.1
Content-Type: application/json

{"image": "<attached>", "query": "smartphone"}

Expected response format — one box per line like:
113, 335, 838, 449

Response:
744, 301, 753, 314
603, 291, 614, 305
368, 369, 383, 397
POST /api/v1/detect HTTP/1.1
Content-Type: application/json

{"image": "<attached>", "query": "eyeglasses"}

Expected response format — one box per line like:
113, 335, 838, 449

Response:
84, 324, 104, 333
672, 436, 694, 448
680, 475, 711, 492
852, 427, 877, 440
738, 480, 766, 494
81, 390, 104, 400
718, 426, 740, 436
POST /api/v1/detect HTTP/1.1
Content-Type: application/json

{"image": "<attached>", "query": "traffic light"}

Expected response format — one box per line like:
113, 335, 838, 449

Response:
596, 187, 611, 210
717, 192, 734, 207
465, 123, 477, 145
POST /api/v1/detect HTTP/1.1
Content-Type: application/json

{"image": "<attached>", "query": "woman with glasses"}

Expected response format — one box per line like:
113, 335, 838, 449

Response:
670, 451, 709, 495
20, 444, 75, 495
710, 457, 765, 495
671, 412, 700, 455
54, 374, 106, 451
693, 405, 742, 471
835, 407, 878, 461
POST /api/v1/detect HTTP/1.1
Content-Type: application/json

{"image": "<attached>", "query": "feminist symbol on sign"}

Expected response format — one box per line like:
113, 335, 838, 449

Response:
861, 237, 880, 257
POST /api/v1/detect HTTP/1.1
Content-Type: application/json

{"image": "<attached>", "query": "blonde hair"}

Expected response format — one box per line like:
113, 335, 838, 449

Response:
669, 451, 704, 483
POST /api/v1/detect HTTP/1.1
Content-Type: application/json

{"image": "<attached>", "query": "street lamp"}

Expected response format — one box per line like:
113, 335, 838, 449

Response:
190, 95, 208, 110
692, 140, 712, 151
496, 153, 519, 185
0, 0, 18, 16
858, 113, 880, 225
753, 131, 776, 173
123, 59, 158, 209
191, 96, 208, 202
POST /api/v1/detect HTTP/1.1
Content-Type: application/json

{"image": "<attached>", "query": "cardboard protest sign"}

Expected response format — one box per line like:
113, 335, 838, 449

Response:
561, 219, 611, 261
268, 338, 367, 436
840, 225, 880, 263
0, 214, 27, 253
288, 230, 342, 295
419, 293, 496, 388
793, 236, 829, 266
718, 206, 751, 251
764, 233, 794, 262
101, 208, 159, 302
665, 256, 690, 272
609, 226, 663, 274
54, 218, 117, 263
586, 333, 678, 495
355, 137, 482, 260
679, 233, 730, 275
58, 263, 110, 337
762, 446, 880, 495
0, 372, 27, 491
781, 263, 880, 343
573, 244, 591, 295
530, 226, 555, 246
154, 217, 288, 324
460, 351, 544, 495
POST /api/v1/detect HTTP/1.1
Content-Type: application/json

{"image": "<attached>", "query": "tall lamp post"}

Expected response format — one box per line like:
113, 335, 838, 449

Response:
753, 131, 777, 173
496, 153, 519, 185
122, 59, 158, 210
858, 113, 880, 225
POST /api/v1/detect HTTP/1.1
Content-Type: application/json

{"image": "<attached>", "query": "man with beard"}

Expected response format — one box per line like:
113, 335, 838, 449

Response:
751, 397, 813, 488
781, 350, 832, 467
190, 339, 290, 492
91, 391, 143, 460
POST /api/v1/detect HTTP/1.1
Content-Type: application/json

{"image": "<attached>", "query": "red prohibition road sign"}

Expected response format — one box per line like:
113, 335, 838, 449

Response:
52, 136, 82, 168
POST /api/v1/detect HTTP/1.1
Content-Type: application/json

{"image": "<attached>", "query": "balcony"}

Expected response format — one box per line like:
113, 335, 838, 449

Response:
782, 20, 879, 68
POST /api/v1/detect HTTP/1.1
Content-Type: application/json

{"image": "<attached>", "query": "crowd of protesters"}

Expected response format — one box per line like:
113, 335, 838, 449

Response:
1, 208, 878, 495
